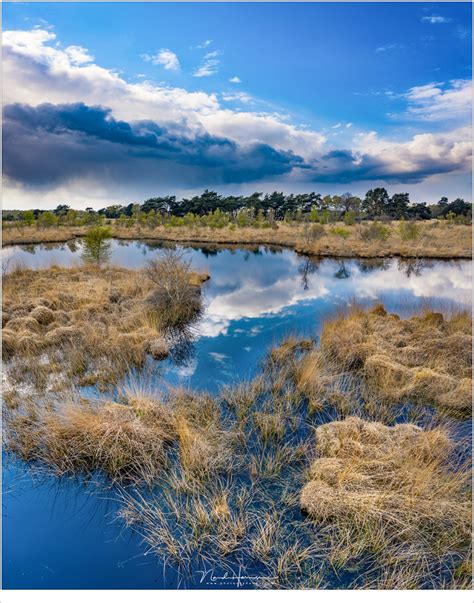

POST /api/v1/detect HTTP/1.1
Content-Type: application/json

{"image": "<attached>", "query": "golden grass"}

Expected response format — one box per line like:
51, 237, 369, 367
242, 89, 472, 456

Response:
300, 417, 471, 589
3, 220, 472, 258
319, 304, 472, 413
4, 385, 236, 486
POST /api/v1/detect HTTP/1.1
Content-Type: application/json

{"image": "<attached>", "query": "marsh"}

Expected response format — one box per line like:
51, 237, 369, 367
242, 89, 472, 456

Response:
2, 241, 472, 589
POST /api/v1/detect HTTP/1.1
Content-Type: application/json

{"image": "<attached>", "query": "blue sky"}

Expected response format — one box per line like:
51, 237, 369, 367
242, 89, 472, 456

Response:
2, 2, 472, 209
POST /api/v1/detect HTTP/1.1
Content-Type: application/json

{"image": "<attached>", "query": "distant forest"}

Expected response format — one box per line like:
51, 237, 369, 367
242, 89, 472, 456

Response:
3, 188, 472, 226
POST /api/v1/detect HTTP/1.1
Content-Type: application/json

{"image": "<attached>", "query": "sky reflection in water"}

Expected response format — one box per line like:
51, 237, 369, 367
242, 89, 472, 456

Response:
2, 240, 472, 588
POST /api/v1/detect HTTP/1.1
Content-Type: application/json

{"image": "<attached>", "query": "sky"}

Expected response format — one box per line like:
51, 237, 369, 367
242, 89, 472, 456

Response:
2, 1, 472, 209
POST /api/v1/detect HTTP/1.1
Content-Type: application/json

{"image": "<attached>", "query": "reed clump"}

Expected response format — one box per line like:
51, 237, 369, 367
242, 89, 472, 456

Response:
4, 385, 235, 486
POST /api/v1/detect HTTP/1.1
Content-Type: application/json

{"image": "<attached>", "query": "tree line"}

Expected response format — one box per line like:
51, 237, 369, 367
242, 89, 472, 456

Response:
2, 188, 472, 226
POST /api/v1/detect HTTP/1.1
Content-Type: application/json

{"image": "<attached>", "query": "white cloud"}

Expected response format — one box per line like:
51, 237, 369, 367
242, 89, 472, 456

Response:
209, 352, 229, 363
196, 39, 212, 49
64, 45, 94, 65
375, 43, 404, 53
421, 16, 452, 24
142, 48, 180, 71
404, 79, 471, 122
229, 76, 241, 83
2, 28, 326, 158
221, 92, 253, 104
193, 50, 221, 77
2, 27, 471, 207
352, 127, 471, 180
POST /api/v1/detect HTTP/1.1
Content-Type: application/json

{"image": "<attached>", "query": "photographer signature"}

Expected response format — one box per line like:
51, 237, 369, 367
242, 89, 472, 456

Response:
196, 568, 276, 588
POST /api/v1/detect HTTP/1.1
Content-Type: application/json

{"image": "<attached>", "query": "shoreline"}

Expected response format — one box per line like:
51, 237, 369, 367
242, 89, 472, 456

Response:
2, 223, 472, 260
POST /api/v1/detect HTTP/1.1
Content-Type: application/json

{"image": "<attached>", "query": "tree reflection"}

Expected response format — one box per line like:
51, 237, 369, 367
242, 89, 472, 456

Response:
397, 258, 433, 277
355, 258, 391, 273
334, 260, 350, 279
20, 244, 36, 255
168, 330, 197, 367
66, 239, 79, 253
298, 257, 320, 290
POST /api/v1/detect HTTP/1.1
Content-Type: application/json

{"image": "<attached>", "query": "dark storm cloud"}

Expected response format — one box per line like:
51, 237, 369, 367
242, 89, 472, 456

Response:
3, 102, 304, 188
306, 147, 469, 184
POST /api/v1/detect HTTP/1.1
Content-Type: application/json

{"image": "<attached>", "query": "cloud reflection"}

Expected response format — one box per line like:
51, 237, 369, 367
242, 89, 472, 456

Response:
198, 252, 471, 337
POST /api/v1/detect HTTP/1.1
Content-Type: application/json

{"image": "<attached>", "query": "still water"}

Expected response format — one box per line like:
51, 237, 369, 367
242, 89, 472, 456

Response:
2, 240, 472, 588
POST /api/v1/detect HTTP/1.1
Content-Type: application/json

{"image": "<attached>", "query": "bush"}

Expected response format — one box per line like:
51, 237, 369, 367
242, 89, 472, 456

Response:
145, 249, 203, 332
398, 220, 420, 241
455, 215, 472, 225
343, 210, 356, 226
358, 221, 390, 242
304, 223, 325, 243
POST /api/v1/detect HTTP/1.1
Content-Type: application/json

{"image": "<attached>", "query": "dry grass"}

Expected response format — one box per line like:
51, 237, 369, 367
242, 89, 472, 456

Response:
3, 294, 471, 589
318, 304, 472, 414
2, 259, 208, 392
300, 417, 471, 589
4, 384, 236, 486
3, 220, 471, 258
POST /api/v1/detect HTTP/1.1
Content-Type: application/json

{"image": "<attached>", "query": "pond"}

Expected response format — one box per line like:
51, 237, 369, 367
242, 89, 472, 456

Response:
2, 240, 472, 588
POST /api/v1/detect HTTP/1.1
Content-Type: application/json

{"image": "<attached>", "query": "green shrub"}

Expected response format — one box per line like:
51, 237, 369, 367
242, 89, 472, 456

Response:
319, 209, 331, 225
330, 227, 350, 239
304, 223, 325, 243
310, 206, 319, 223
82, 226, 112, 266
38, 211, 58, 228
455, 214, 471, 225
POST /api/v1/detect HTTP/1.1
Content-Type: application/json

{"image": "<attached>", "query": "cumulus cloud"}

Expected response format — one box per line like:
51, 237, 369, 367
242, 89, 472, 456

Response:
3, 102, 304, 188
1, 27, 471, 203
64, 45, 94, 65
303, 128, 471, 183
229, 76, 241, 83
2, 28, 325, 159
142, 48, 180, 70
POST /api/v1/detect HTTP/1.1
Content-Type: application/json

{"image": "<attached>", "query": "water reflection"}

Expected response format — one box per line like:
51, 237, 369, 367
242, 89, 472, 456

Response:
2, 239, 472, 588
